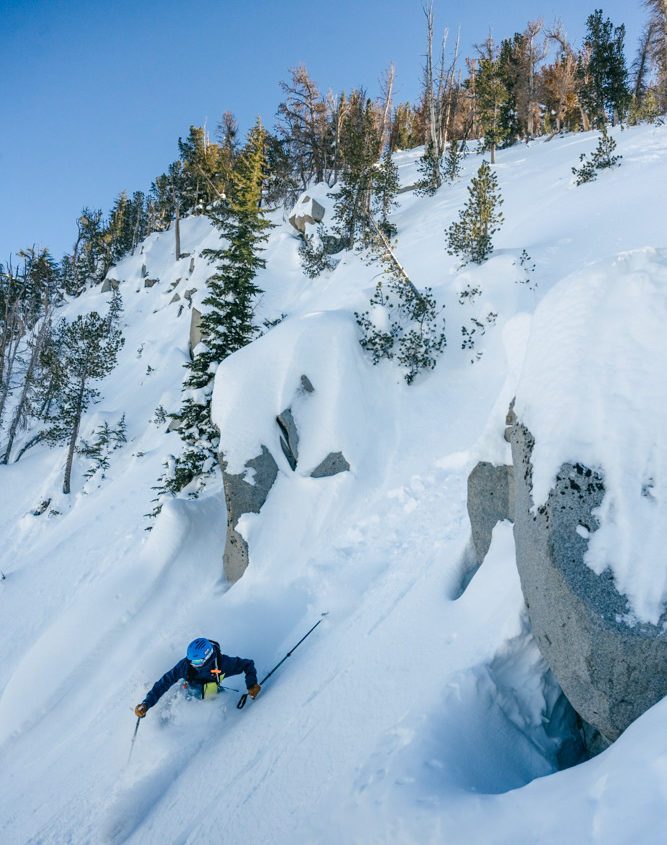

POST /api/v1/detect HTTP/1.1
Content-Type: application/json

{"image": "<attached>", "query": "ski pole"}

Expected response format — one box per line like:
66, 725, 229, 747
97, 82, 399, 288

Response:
237, 612, 328, 710
127, 716, 141, 763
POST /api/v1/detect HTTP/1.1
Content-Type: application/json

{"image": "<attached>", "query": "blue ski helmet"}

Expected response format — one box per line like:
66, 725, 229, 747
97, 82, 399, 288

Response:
187, 638, 214, 667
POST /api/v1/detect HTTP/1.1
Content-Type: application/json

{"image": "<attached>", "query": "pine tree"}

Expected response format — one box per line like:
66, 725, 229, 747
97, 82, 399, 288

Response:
0, 248, 60, 443
178, 125, 225, 212
297, 226, 335, 278
389, 102, 419, 151
355, 221, 446, 384
443, 139, 463, 182
414, 140, 443, 196
156, 119, 272, 505
572, 124, 623, 184
372, 146, 400, 237
578, 9, 630, 125
61, 208, 106, 295
332, 90, 382, 249
106, 192, 134, 269
446, 161, 504, 265
475, 40, 513, 162
78, 415, 127, 481
43, 302, 124, 494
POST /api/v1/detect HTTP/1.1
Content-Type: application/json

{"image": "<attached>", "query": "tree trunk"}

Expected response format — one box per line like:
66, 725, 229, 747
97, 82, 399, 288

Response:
3, 315, 51, 463
174, 202, 181, 261
63, 379, 86, 494
14, 430, 45, 463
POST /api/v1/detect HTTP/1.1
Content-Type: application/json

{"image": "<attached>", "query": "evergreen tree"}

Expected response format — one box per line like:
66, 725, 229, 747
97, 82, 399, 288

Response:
297, 226, 335, 278
78, 415, 127, 481
61, 208, 106, 295
414, 140, 443, 196
277, 66, 331, 189
572, 124, 622, 184
372, 146, 400, 237
443, 139, 463, 182
577, 9, 630, 125
332, 90, 382, 249
157, 119, 271, 504
43, 304, 124, 494
178, 125, 225, 212
389, 102, 420, 151
446, 161, 504, 265
475, 40, 513, 162
106, 192, 134, 268
128, 191, 148, 252
355, 222, 446, 384
1, 248, 60, 463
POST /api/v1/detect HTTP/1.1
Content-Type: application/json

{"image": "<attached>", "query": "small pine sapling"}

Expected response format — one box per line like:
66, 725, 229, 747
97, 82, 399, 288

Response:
461, 313, 498, 363
79, 415, 127, 481
355, 219, 446, 384
152, 405, 168, 425
297, 226, 335, 278
446, 161, 504, 266
443, 140, 462, 182
514, 249, 538, 290
572, 125, 622, 185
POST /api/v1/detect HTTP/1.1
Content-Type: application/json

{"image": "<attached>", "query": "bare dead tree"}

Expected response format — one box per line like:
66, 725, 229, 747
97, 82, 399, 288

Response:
380, 63, 396, 150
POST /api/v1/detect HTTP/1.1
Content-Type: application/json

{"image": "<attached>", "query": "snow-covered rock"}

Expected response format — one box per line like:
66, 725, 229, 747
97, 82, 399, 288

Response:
288, 192, 326, 233
511, 249, 667, 742
221, 445, 279, 582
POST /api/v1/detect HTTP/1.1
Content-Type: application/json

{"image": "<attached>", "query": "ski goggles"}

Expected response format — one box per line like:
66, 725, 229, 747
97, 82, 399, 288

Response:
189, 648, 213, 667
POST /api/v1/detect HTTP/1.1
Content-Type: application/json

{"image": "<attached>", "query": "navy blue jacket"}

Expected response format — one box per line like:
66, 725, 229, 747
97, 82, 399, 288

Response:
143, 640, 257, 710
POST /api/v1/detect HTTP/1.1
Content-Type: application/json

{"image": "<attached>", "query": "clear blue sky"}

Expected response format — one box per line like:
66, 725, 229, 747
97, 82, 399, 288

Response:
0, 0, 645, 261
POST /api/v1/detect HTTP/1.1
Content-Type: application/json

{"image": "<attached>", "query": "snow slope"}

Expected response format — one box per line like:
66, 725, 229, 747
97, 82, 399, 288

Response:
2, 122, 667, 844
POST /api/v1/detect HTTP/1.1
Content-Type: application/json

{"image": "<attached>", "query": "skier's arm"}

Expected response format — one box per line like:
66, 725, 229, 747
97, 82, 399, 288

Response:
143, 658, 189, 709
220, 655, 258, 690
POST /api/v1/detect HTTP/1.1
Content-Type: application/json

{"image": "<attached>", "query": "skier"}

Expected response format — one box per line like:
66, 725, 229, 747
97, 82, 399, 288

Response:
134, 637, 261, 717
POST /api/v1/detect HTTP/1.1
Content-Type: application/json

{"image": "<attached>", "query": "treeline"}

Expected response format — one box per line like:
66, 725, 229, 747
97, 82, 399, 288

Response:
7, 4, 665, 298
2, 2, 665, 501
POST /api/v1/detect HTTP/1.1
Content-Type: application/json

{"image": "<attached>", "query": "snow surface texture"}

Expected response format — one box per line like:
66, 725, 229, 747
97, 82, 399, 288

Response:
2, 124, 667, 843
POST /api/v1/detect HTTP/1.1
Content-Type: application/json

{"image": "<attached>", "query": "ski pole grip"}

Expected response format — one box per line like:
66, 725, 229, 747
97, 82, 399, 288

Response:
237, 693, 248, 710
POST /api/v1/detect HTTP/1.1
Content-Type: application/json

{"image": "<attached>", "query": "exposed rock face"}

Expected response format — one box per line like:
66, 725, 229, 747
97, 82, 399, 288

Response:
276, 409, 299, 471
288, 194, 326, 234
219, 372, 351, 580
310, 452, 350, 478
189, 307, 203, 354
144, 277, 159, 288
511, 422, 667, 742
467, 462, 515, 564
222, 446, 279, 582
101, 278, 120, 293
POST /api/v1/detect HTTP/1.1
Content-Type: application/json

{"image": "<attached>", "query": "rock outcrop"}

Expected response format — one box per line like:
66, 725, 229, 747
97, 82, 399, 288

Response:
467, 461, 515, 565
310, 451, 350, 478
276, 409, 299, 471
288, 194, 326, 234
220, 371, 351, 581
222, 446, 279, 582
189, 307, 203, 354
510, 422, 667, 743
